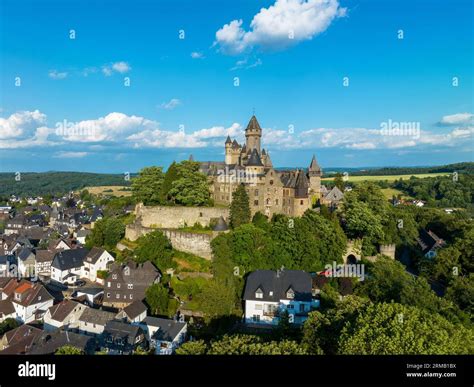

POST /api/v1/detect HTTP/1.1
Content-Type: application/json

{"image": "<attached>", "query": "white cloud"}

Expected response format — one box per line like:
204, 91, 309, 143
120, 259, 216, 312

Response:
102, 61, 131, 76
53, 151, 88, 158
160, 98, 182, 110
0, 110, 47, 140
215, 0, 347, 54
439, 112, 473, 125
48, 70, 68, 80
230, 57, 262, 70
191, 51, 205, 59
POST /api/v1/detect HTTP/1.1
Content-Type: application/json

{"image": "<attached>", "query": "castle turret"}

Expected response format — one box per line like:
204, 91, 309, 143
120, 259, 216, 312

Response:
308, 154, 322, 201
245, 115, 262, 154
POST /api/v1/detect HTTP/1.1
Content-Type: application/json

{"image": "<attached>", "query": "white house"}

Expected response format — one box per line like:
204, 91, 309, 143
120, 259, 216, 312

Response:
17, 248, 36, 278
139, 317, 187, 355
116, 300, 148, 324
43, 299, 88, 331
50, 248, 89, 285
81, 247, 114, 283
243, 270, 319, 326
77, 307, 115, 336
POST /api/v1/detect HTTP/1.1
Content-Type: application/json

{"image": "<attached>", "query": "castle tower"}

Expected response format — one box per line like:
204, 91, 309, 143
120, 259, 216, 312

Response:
225, 135, 233, 165
308, 154, 322, 201
245, 115, 262, 154
245, 148, 265, 183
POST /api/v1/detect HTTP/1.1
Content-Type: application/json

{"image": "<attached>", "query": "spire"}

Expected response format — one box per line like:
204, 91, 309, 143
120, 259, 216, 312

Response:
225, 135, 232, 144
309, 154, 320, 171
246, 148, 264, 167
188, 154, 194, 161
264, 151, 273, 168
245, 115, 262, 132
262, 148, 266, 155
232, 139, 239, 149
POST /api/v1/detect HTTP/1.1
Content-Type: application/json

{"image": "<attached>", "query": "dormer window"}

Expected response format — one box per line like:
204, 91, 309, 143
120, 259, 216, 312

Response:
255, 288, 263, 299
286, 287, 295, 299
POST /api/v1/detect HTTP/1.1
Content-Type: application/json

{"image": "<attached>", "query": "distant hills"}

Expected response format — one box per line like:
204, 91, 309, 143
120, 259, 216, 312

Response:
0, 162, 472, 197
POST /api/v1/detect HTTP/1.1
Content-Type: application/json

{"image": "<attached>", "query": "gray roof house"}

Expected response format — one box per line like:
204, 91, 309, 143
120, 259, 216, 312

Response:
140, 316, 187, 355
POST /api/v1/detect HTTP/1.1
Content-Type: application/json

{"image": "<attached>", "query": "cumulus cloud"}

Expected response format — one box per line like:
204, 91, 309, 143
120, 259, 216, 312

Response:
160, 98, 182, 110
191, 51, 205, 59
230, 57, 262, 70
215, 0, 347, 54
439, 112, 473, 126
102, 61, 131, 76
0, 110, 47, 140
48, 70, 68, 80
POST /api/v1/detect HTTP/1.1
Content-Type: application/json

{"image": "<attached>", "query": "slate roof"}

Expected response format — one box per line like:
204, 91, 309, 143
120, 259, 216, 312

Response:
35, 250, 55, 264
103, 321, 142, 345
0, 299, 15, 317
245, 115, 262, 132
51, 248, 89, 271
0, 254, 17, 266
308, 154, 321, 173
122, 300, 147, 320
0, 324, 43, 355
14, 283, 54, 307
47, 300, 80, 323
243, 270, 313, 302
85, 247, 106, 264
246, 149, 264, 167
79, 307, 115, 325
17, 247, 34, 262
324, 186, 344, 202
144, 317, 186, 342
27, 330, 94, 355
417, 229, 445, 255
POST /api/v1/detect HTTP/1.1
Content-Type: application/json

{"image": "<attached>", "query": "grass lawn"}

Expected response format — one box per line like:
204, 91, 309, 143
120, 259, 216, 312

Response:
380, 188, 414, 200
81, 185, 132, 197
170, 276, 209, 311
321, 172, 449, 183
172, 250, 211, 273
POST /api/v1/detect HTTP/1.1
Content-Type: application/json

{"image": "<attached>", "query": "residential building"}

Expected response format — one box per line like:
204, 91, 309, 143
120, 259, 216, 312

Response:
417, 229, 445, 258
50, 248, 89, 285
101, 320, 145, 354
140, 317, 187, 355
116, 300, 148, 324
78, 308, 116, 336
243, 269, 319, 326
43, 300, 88, 331
0, 324, 43, 354
82, 247, 114, 283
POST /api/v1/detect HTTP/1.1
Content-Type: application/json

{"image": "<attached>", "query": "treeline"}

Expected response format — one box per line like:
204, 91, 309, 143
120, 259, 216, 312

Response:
0, 172, 131, 197
392, 174, 474, 209
324, 162, 474, 177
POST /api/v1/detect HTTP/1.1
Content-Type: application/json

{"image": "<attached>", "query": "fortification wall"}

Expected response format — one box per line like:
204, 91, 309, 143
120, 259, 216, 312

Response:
135, 204, 229, 229
125, 223, 215, 260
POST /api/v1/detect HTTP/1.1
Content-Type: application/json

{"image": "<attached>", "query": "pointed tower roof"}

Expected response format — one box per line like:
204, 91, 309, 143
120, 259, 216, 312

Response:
232, 139, 239, 149
295, 169, 310, 198
264, 151, 273, 168
241, 144, 247, 153
245, 115, 262, 132
188, 154, 194, 161
246, 148, 264, 167
309, 154, 320, 171
225, 135, 232, 144
261, 148, 266, 155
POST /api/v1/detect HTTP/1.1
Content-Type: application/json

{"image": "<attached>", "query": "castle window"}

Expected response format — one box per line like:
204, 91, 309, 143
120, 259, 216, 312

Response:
254, 200, 259, 206
270, 180, 274, 185
300, 200, 304, 205
254, 190, 259, 196
199, 212, 203, 217
266, 198, 271, 205
276, 199, 279, 205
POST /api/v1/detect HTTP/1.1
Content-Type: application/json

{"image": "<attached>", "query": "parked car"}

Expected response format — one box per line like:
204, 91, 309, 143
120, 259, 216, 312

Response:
73, 280, 86, 287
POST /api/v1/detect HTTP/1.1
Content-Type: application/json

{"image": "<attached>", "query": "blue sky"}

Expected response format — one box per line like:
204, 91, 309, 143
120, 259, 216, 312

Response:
0, 0, 472, 173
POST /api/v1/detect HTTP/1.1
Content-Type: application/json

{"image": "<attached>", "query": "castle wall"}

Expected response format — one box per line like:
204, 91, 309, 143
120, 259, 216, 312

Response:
135, 204, 229, 228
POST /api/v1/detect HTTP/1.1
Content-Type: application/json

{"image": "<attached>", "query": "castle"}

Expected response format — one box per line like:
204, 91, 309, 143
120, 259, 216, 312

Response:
198, 115, 323, 218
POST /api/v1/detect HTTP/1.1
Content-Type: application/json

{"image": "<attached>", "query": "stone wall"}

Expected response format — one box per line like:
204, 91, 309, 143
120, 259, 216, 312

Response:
135, 204, 229, 229
125, 223, 215, 260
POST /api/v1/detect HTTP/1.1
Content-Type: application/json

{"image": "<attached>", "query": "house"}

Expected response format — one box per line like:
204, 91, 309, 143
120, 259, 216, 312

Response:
0, 235, 21, 255
78, 307, 116, 336
16, 248, 36, 277
103, 261, 161, 309
51, 248, 89, 285
243, 269, 319, 326
0, 279, 54, 323
140, 317, 187, 355
71, 287, 104, 307
101, 320, 145, 354
75, 229, 91, 244
48, 238, 72, 252
320, 186, 344, 208
35, 250, 55, 276
43, 300, 88, 331
0, 254, 17, 277
116, 300, 148, 324
0, 324, 43, 354
82, 247, 114, 283
417, 229, 445, 258
26, 329, 96, 355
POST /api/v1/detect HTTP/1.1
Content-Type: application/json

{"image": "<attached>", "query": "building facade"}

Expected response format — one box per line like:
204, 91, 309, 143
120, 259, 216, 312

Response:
199, 115, 323, 218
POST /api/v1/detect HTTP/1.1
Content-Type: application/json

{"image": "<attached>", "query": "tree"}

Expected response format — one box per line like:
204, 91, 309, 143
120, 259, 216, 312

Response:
0, 318, 19, 335
159, 162, 179, 204
338, 303, 473, 355
55, 345, 84, 355
252, 211, 270, 230
134, 230, 173, 269
445, 274, 474, 317
168, 161, 211, 206
229, 184, 250, 228
86, 217, 125, 250
145, 283, 169, 316
132, 166, 165, 205
197, 280, 236, 321
333, 173, 345, 191
175, 340, 208, 355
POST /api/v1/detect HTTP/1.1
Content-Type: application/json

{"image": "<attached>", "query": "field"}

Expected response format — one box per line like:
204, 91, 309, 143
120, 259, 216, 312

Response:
321, 172, 449, 183
380, 188, 413, 200
81, 185, 132, 197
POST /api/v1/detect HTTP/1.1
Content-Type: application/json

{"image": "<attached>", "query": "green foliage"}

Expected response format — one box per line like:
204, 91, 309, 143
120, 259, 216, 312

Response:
134, 230, 174, 269
160, 162, 179, 203
197, 280, 237, 321
132, 166, 165, 205
168, 161, 212, 206
145, 283, 169, 316
338, 302, 473, 355
86, 217, 125, 250
333, 173, 345, 191
177, 335, 306, 355
230, 184, 251, 228
445, 274, 474, 317
0, 318, 19, 335
252, 211, 270, 230
55, 345, 84, 355
0, 172, 130, 197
